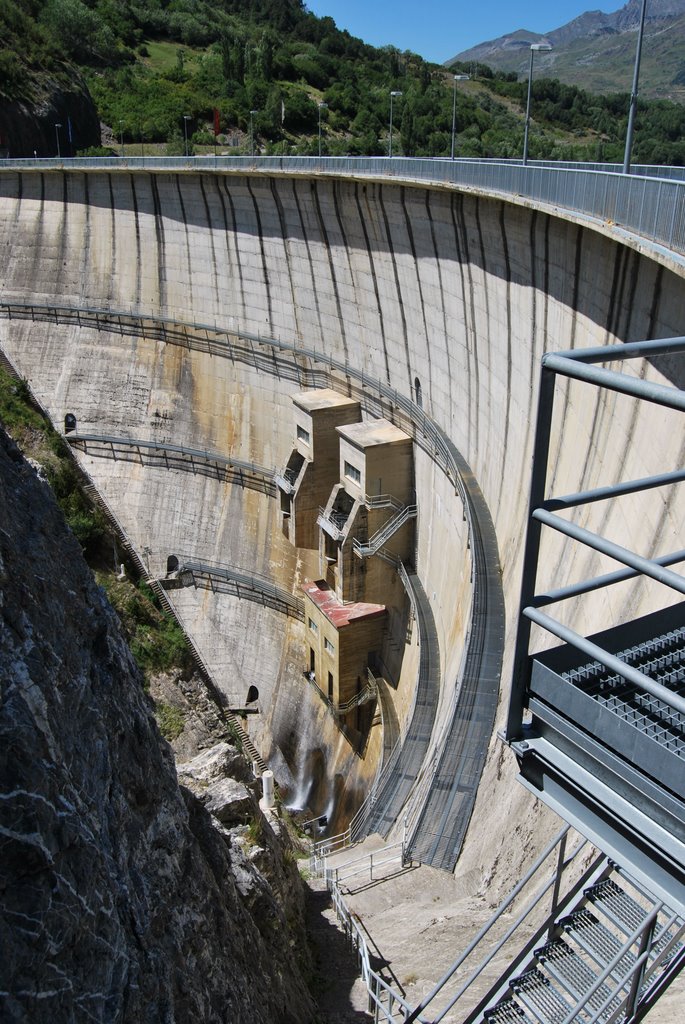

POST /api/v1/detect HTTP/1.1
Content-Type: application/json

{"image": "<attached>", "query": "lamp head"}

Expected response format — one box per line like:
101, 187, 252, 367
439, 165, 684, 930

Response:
530, 43, 552, 51
453, 75, 470, 81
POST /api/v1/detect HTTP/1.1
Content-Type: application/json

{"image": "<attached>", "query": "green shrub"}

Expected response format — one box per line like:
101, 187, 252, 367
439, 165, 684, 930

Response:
155, 701, 185, 741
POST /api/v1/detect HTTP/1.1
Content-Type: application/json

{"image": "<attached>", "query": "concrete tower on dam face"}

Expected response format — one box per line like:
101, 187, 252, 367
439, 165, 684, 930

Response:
0, 167, 683, 881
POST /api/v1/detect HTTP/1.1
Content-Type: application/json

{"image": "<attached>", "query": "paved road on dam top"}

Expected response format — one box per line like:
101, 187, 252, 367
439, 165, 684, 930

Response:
0, 300, 505, 871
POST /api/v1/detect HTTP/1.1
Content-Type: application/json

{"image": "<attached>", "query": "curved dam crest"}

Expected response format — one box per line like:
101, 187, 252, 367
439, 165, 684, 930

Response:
0, 167, 683, 882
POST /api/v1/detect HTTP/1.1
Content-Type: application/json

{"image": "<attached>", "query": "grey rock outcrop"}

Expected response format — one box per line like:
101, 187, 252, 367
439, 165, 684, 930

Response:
0, 428, 315, 1023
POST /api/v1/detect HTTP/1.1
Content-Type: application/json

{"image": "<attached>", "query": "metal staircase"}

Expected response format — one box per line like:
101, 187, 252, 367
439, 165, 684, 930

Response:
352, 501, 417, 558
482, 868, 684, 1024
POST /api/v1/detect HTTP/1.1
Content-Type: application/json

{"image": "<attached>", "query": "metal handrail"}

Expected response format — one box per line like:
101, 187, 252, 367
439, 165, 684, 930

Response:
324, 839, 405, 887
2, 157, 684, 258
365, 492, 406, 511
317, 506, 350, 532
337, 679, 377, 714
507, 335, 685, 741
66, 431, 274, 479
175, 557, 304, 620
404, 827, 588, 1023
353, 504, 418, 558
328, 879, 429, 1023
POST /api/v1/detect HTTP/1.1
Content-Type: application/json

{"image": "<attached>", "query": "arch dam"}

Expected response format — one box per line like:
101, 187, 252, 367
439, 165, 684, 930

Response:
0, 158, 683, 1010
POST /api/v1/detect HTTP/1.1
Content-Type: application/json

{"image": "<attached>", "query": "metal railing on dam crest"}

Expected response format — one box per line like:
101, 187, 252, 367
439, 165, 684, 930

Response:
1, 155, 684, 261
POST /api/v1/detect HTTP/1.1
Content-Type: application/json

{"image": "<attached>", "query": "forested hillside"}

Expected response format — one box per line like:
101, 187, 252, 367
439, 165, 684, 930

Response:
0, 0, 684, 163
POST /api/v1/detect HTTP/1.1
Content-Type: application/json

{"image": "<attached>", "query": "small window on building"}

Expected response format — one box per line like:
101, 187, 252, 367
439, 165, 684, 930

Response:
308, 618, 318, 634
344, 461, 361, 485
324, 637, 335, 655
414, 376, 422, 409
297, 425, 310, 444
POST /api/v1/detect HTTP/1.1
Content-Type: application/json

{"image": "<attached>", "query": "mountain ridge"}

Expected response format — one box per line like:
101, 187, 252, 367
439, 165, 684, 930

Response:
449, 0, 685, 102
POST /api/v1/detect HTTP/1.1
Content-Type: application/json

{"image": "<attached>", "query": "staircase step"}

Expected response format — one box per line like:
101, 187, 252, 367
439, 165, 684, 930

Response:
560, 909, 635, 978
484, 999, 529, 1023
512, 968, 572, 1023
585, 878, 648, 935
536, 940, 624, 1018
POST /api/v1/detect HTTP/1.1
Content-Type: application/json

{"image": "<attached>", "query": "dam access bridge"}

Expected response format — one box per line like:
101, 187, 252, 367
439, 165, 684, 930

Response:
0, 156, 683, 1022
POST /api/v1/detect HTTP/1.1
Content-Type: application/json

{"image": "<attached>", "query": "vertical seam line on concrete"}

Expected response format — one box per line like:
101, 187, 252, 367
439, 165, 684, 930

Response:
146, 175, 164, 310
425, 190, 452, 412
245, 177, 273, 331
473, 197, 492, 490
496, 201, 513, 515
131, 174, 144, 308
290, 178, 325, 346
57, 172, 69, 297
353, 181, 391, 384
451, 192, 478, 459
331, 180, 363, 363
378, 184, 412, 392
399, 187, 432, 401
647, 264, 664, 339
310, 180, 349, 365
107, 174, 117, 304
268, 178, 301, 342
546, 224, 585, 501
82, 172, 91, 304
198, 176, 221, 312
174, 176, 194, 309
220, 178, 247, 325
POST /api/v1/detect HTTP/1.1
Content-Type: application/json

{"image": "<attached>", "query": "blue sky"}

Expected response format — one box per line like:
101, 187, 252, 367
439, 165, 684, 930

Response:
304, 0, 628, 64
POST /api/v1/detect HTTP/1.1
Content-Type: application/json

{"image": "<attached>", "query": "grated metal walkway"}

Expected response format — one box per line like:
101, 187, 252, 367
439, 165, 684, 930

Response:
561, 628, 685, 760
66, 432, 276, 495
408, 447, 504, 871
356, 570, 441, 839
163, 557, 304, 621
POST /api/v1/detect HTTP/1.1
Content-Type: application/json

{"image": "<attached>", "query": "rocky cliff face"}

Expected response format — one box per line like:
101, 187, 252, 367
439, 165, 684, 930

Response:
0, 426, 315, 1023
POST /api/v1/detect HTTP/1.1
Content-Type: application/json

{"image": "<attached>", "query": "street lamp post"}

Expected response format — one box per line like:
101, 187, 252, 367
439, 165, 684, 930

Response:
250, 110, 258, 158
450, 74, 470, 160
389, 90, 402, 158
318, 102, 328, 158
623, 0, 648, 174
183, 115, 191, 157
54, 123, 62, 158
119, 120, 124, 158
523, 43, 552, 166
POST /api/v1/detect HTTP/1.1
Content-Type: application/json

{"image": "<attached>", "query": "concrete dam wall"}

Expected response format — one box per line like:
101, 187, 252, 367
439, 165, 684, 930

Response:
0, 167, 683, 879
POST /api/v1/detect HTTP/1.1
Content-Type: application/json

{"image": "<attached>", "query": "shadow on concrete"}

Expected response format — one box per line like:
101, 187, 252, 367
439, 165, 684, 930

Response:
340, 862, 420, 898
305, 882, 372, 1023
